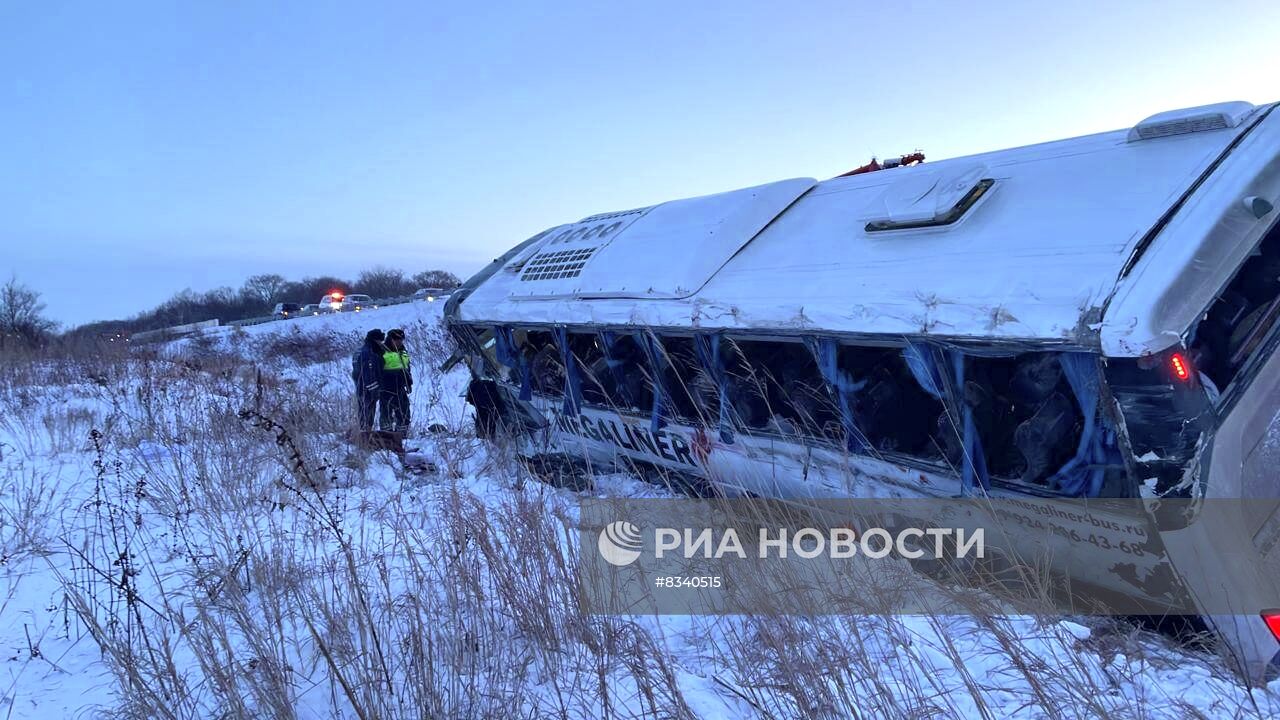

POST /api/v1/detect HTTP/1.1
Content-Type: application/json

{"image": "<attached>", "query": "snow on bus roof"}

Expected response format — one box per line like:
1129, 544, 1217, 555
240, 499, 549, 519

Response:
457, 102, 1279, 354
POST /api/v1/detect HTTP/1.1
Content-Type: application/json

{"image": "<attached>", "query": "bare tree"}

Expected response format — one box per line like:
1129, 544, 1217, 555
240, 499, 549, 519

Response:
411, 269, 461, 290
0, 276, 57, 347
241, 273, 289, 308
282, 276, 348, 303
356, 266, 412, 299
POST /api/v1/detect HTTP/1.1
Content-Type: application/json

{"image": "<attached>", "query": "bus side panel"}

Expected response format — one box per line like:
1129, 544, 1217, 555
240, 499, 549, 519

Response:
1163, 345, 1280, 684
533, 401, 1185, 612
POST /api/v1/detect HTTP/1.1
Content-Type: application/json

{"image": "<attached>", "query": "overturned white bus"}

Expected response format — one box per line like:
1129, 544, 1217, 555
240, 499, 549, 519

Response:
444, 100, 1280, 682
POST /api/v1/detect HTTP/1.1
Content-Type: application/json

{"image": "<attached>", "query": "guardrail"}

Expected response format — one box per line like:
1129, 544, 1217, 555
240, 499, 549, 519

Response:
222, 292, 447, 331
132, 319, 221, 344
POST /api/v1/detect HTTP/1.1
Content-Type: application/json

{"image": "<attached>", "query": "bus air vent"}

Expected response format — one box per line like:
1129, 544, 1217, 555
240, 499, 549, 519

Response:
519, 246, 600, 281
578, 205, 652, 224
1127, 101, 1254, 143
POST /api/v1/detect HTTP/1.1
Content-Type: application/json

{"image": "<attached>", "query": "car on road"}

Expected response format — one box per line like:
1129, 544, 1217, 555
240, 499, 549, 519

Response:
272, 302, 301, 318
339, 294, 376, 311
318, 292, 345, 312
300, 303, 322, 316
413, 287, 452, 302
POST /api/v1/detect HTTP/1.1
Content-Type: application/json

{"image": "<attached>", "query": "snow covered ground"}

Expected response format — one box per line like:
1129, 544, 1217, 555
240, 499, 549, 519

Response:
3, 300, 1280, 718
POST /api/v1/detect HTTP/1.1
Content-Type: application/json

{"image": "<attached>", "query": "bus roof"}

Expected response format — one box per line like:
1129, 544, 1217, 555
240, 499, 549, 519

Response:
455, 101, 1280, 356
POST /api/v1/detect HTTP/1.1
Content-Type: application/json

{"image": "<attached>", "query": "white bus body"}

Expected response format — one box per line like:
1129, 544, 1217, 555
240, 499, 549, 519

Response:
444, 101, 1280, 682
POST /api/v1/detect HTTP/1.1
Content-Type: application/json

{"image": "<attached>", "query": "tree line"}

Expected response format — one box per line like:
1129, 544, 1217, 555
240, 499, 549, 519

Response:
1, 267, 461, 349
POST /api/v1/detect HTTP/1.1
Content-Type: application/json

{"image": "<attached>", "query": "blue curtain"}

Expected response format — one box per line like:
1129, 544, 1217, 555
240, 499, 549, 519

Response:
803, 336, 869, 453
491, 326, 532, 401
552, 327, 583, 415
1050, 352, 1120, 498
902, 342, 991, 494
598, 330, 634, 408
693, 333, 734, 443
639, 332, 669, 433
902, 342, 943, 398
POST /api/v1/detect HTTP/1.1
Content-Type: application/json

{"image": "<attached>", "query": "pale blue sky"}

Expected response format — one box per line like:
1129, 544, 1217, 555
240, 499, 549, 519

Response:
3, 1, 1279, 325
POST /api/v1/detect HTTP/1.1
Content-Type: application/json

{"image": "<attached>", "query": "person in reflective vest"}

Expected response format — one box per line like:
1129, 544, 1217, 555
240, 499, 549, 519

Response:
352, 328, 386, 431
380, 328, 413, 433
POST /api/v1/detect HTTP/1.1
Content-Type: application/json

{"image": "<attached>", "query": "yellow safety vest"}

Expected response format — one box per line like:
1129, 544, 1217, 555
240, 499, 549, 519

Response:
383, 350, 410, 371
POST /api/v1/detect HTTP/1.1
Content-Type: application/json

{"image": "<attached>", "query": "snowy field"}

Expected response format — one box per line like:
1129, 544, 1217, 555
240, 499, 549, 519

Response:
3, 300, 1280, 718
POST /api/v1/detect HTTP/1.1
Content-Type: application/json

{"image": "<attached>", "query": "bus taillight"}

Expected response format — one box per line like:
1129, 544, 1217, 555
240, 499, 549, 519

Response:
1169, 352, 1191, 382
1262, 610, 1280, 642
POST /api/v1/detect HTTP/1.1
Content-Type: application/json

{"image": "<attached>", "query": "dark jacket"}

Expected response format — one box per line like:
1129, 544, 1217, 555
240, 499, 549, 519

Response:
352, 340, 384, 394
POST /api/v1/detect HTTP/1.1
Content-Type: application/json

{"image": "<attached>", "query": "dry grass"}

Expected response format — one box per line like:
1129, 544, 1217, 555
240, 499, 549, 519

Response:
1, 322, 1276, 719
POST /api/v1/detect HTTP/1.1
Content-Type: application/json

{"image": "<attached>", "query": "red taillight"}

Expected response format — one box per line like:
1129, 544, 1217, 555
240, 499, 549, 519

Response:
1170, 352, 1191, 382
1262, 610, 1280, 642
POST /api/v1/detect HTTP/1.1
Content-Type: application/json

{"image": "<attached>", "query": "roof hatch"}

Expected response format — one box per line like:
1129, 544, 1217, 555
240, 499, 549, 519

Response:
862, 162, 993, 232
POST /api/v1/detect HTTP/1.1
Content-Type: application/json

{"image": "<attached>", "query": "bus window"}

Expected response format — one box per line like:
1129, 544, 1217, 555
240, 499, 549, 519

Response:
719, 340, 769, 431
964, 353, 1084, 485
466, 325, 501, 378
1190, 220, 1280, 397
725, 338, 948, 464
598, 333, 655, 414
838, 345, 947, 462
727, 339, 838, 438
521, 330, 564, 397
658, 336, 718, 425
566, 332, 609, 405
